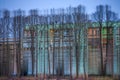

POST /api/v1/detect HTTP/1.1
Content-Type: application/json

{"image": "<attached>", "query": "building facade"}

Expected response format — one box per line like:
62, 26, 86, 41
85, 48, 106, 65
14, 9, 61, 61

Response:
0, 8, 120, 79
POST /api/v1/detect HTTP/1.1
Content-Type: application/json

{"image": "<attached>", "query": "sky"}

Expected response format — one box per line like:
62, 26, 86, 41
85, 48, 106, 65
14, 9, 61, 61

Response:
0, 0, 120, 16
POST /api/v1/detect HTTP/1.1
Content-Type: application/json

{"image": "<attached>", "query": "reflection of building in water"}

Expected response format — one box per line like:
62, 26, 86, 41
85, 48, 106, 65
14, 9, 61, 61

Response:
88, 27, 114, 75
0, 22, 120, 77
0, 6, 120, 79
22, 25, 88, 77
0, 39, 19, 76
21, 22, 120, 77
113, 27, 120, 75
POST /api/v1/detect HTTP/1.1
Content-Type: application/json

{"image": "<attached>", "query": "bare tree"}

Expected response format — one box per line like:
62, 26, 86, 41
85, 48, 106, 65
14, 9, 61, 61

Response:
29, 9, 38, 76
105, 5, 118, 76
72, 5, 88, 78
4, 10, 10, 77
0, 11, 3, 76
92, 5, 118, 76
13, 10, 25, 77
92, 5, 104, 75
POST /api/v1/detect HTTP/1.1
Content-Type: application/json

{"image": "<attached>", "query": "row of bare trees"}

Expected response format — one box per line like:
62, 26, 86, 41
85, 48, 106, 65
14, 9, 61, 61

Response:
0, 9, 25, 77
0, 4, 119, 79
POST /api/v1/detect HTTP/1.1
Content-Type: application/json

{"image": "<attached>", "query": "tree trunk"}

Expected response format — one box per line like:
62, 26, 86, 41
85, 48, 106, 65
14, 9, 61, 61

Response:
99, 25, 104, 76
